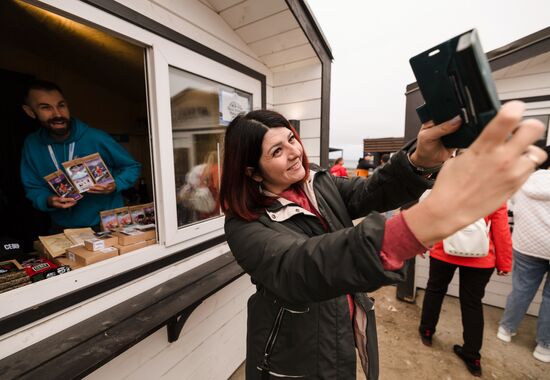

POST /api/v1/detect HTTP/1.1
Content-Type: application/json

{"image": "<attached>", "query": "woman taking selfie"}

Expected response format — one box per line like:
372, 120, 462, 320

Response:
220, 102, 545, 380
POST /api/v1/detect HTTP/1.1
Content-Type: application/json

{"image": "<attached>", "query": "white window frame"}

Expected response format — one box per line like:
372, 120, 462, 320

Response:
153, 48, 260, 246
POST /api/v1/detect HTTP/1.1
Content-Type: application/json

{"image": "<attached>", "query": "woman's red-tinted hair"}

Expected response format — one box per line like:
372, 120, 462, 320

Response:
219, 110, 309, 221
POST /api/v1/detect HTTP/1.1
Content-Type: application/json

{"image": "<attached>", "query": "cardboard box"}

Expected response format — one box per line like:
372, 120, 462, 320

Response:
116, 240, 147, 255
64, 227, 96, 245
99, 234, 118, 247
39, 233, 73, 259
145, 238, 157, 246
53, 256, 83, 270
33, 240, 45, 254
84, 238, 105, 251
83, 234, 118, 251
67, 246, 118, 266
114, 228, 156, 246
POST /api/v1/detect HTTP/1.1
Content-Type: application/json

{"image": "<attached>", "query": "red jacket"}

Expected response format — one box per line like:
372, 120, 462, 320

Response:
330, 164, 348, 177
429, 204, 512, 272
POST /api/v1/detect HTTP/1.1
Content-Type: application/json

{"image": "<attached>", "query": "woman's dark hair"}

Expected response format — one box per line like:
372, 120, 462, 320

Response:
334, 157, 344, 165
219, 110, 309, 221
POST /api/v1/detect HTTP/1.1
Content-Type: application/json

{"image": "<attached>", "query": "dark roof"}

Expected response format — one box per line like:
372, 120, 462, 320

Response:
363, 137, 405, 153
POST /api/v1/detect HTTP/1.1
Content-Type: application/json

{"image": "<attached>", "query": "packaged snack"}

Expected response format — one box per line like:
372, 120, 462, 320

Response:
81, 153, 114, 185
44, 170, 83, 200
62, 158, 94, 193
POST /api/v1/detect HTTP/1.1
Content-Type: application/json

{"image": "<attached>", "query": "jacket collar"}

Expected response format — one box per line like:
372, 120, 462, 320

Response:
262, 169, 322, 222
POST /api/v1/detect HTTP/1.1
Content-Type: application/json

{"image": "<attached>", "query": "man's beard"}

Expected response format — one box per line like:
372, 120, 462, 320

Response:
43, 117, 71, 137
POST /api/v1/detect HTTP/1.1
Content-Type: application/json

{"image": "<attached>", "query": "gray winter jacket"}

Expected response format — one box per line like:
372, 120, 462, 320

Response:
225, 150, 432, 379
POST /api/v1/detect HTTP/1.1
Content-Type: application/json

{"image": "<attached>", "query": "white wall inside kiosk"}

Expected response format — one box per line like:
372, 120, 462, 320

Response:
414, 55, 550, 317
0, 1, 294, 379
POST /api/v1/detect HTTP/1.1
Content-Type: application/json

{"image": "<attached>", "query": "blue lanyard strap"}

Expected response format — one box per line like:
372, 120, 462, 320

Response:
48, 142, 75, 171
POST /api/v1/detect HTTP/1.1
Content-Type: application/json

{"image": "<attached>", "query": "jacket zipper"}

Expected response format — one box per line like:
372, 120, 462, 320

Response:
258, 307, 308, 378
259, 307, 286, 376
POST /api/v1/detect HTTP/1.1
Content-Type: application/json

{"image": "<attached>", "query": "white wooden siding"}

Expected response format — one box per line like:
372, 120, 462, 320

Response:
272, 63, 323, 165
298, 119, 322, 139
494, 50, 550, 99
260, 44, 317, 68
219, 0, 288, 30
235, 10, 298, 45
84, 275, 255, 380
274, 98, 321, 120
248, 28, 309, 57
127, 0, 272, 80
271, 57, 323, 73
204, 0, 242, 12
496, 72, 550, 99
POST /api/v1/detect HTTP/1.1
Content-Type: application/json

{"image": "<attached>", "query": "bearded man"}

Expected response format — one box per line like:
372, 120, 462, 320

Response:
20, 80, 140, 231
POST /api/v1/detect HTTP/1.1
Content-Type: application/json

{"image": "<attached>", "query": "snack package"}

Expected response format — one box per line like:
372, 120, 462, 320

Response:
21, 258, 71, 282
44, 170, 83, 200
115, 207, 132, 227
142, 202, 155, 225
0, 259, 25, 282
62, 158, 94, 193
81, 153, 114, 185
129, 205, 146, 225
100, 210, 119, 231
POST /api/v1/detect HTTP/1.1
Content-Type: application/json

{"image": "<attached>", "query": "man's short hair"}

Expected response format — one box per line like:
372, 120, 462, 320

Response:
24, 80, 63, 105
381, 153, 390, 163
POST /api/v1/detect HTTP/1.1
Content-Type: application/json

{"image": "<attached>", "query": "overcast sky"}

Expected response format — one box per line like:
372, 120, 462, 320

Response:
306, 0, 550, 164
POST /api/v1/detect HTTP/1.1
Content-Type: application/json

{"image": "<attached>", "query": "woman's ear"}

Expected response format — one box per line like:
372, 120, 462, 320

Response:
245, 167, 263, 183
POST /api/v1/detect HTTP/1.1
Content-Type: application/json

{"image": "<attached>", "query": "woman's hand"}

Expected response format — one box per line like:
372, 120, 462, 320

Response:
410, 115, 462, 168
404, 101, 547, 246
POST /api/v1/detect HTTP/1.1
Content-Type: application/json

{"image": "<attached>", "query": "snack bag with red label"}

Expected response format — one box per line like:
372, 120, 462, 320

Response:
21, 258, 71, 282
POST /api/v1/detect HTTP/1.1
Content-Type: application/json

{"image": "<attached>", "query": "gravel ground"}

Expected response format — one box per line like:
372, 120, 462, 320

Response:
230, 285, 547, 379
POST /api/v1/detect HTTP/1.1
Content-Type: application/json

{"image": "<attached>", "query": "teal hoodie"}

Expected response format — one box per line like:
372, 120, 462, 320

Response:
20, 118, 141, 228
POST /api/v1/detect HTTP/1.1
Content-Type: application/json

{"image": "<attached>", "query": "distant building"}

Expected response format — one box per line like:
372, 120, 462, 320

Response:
362, 137, 405, 165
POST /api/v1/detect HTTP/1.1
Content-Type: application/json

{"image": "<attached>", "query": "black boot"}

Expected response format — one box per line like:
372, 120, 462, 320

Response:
418, 327, 433, 347
453, 345, 481, 377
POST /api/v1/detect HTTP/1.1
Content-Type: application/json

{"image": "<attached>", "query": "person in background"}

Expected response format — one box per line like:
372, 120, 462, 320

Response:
356, 155, 375, 177
497, 147, 550, 363
219, 103, 545, 380
20, 80, 141, 230
373, 153, 391, 176
418, 178, 512, 377
329, 157, 348, 177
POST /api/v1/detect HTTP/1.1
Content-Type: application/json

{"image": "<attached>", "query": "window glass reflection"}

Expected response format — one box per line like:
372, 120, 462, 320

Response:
169, 67, 252, 228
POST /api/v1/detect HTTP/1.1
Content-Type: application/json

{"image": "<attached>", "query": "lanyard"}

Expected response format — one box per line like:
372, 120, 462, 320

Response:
48, 142, 75, 171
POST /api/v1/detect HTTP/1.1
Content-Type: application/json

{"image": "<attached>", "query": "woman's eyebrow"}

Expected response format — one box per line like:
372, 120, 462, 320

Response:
267, 141, 282, 155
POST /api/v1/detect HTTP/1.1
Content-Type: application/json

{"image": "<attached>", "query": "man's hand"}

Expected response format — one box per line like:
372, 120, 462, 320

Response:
87, 183, 117, 194
48, 196, 77, 209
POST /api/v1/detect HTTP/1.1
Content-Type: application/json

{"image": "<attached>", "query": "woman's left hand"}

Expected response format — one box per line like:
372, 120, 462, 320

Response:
410, 115, 462, 168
